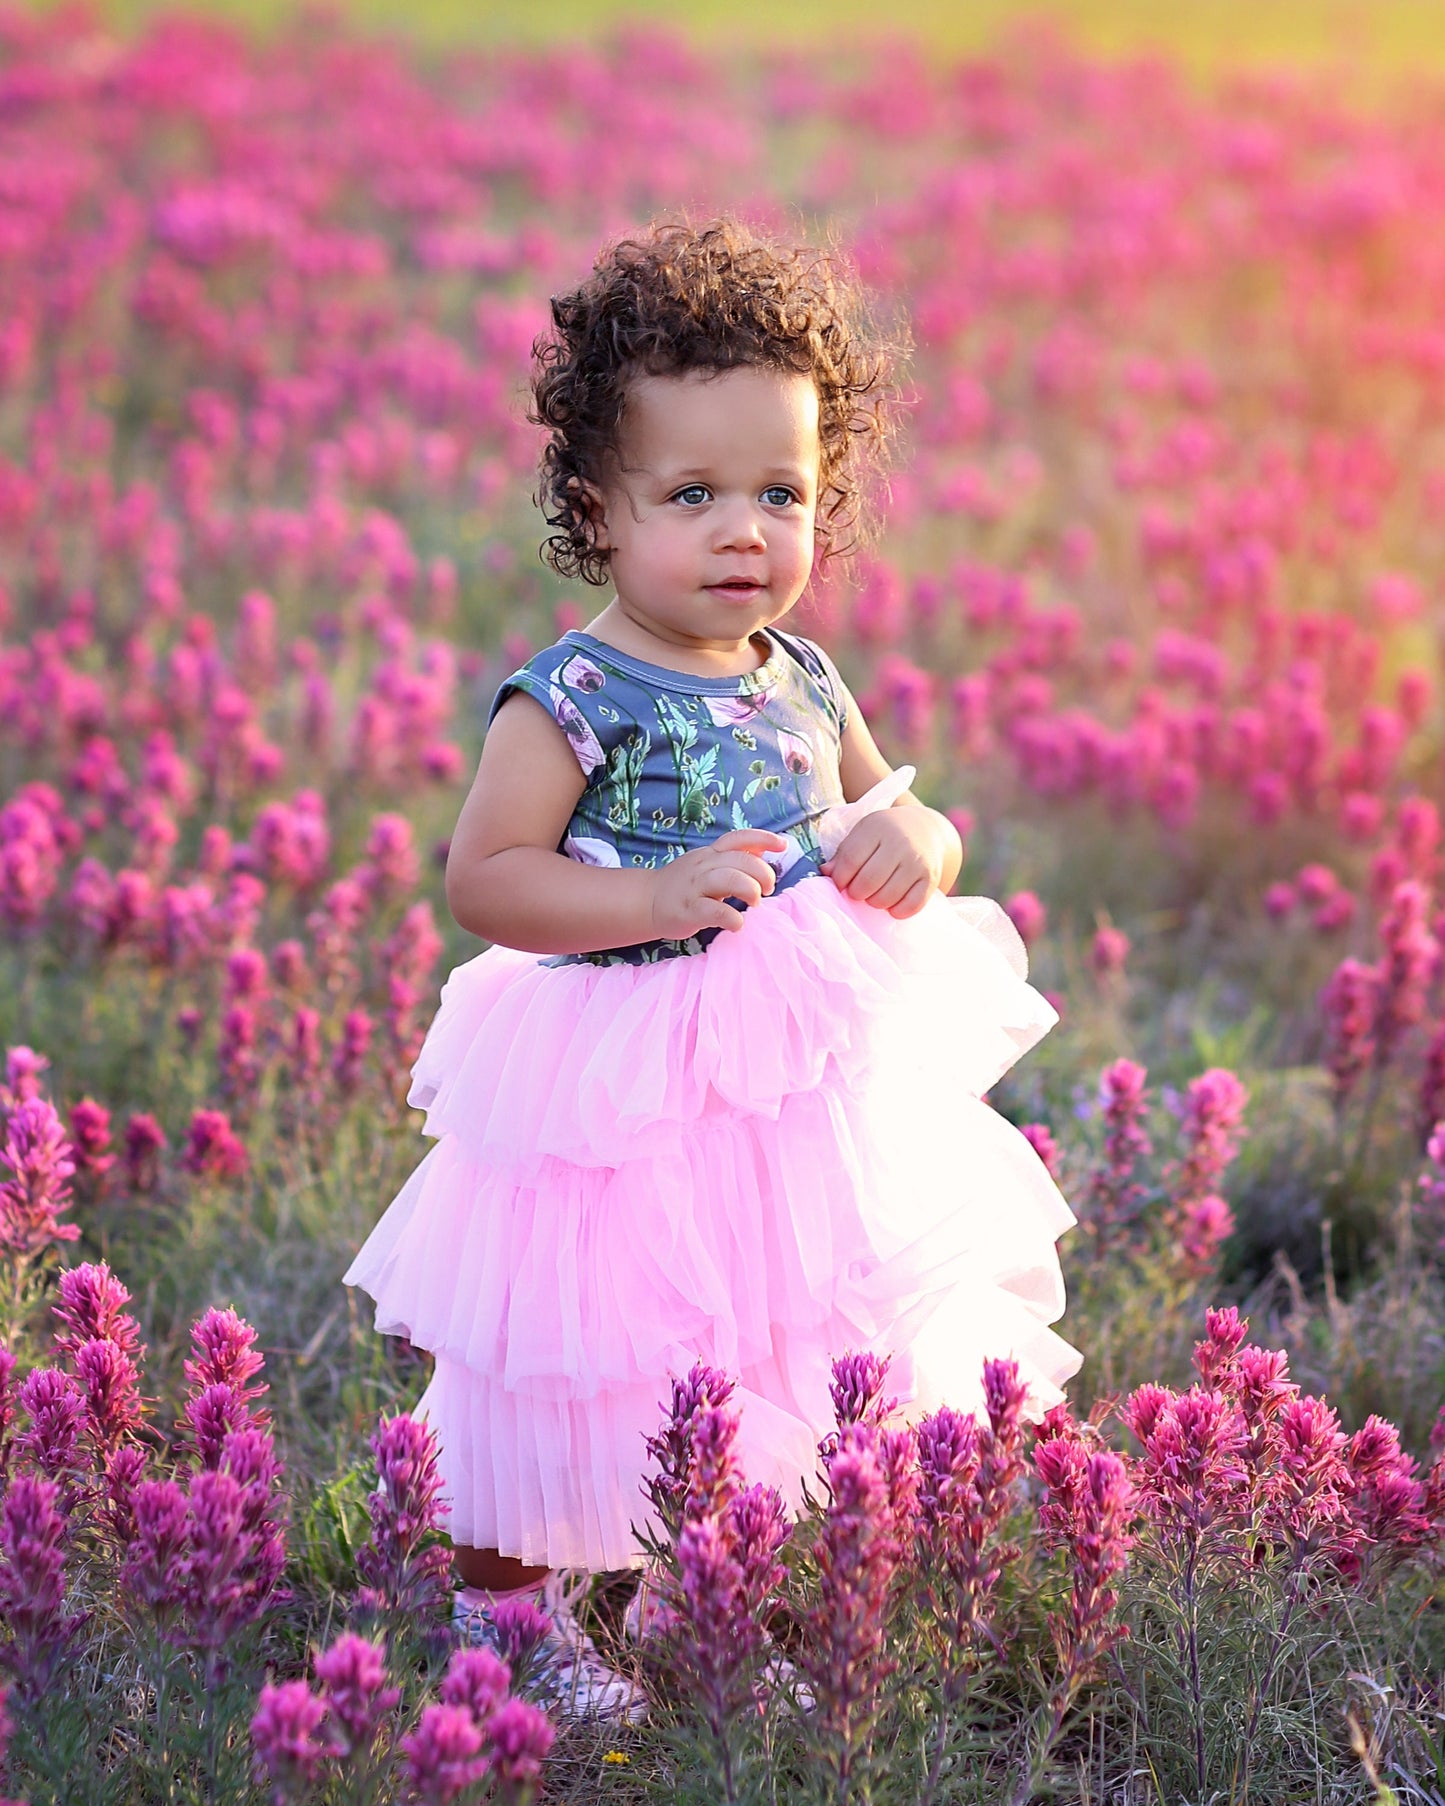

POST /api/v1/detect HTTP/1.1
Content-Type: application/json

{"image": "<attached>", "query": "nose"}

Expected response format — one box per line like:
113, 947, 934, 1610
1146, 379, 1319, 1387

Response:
713, 498, 766, 553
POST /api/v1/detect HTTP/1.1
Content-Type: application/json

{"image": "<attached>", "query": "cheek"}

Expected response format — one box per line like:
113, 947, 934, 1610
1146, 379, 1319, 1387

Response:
779, 518, 817, 581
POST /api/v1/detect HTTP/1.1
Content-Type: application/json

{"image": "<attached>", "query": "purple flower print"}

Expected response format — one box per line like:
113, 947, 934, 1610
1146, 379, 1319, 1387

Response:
776, 730, 814, 776
558, 652, 606, 694
759, 834, 806, 883
703, 691, 771, 728
563, 834, 621, 867
546, 682, 604, 777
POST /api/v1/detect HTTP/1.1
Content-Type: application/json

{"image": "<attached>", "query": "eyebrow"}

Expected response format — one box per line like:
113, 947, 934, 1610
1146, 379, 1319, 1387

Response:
658, 465, 813, 482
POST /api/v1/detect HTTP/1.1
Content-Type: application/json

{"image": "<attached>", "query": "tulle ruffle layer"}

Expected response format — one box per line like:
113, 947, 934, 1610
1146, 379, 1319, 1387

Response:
345, 875, 1080, 1569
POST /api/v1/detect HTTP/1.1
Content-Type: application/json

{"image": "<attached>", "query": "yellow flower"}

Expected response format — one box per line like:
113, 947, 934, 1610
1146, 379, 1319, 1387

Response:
602, 1750, 631, 1766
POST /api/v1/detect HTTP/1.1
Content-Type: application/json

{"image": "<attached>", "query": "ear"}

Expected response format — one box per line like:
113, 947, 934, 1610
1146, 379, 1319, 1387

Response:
574, 479, 611, 552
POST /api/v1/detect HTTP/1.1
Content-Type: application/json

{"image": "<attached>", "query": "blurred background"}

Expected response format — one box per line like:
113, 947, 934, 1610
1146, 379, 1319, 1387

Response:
20, 0, 1445, 74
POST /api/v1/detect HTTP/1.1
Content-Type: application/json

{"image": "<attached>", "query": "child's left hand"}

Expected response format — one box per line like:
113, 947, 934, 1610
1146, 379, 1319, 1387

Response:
820, 805, 952, 919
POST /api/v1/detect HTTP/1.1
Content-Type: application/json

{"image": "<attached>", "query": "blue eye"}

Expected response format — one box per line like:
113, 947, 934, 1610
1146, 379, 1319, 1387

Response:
673, 484, 710, 506
762, 486, 796, 507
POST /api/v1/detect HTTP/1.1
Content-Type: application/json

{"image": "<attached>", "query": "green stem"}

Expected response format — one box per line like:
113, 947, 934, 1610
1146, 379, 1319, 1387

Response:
1183, 1538, 1206, 1801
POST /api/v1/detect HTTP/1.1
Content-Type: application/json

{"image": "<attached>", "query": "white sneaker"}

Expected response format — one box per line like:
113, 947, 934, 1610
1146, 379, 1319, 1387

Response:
535, 1569, 648, 1725
452, 1573, 647, 1724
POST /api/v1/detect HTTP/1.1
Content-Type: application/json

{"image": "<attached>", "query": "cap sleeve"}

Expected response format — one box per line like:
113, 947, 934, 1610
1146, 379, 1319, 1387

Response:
780, 633, 851, 732
487, 662, 608, 781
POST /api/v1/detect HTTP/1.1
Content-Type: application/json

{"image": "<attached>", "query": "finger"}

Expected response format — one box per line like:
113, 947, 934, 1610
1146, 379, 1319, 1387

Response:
742, 854, 777, 894
705, 866, 765, 907
718, 828, 788, 850
824, 849, 858, 888
708, 853, 776, 895
714, 904, 746, 931
826, 828, 881, 891
839, 849, 897, 903
889, 877, 931, 918
871, 866, 925, 911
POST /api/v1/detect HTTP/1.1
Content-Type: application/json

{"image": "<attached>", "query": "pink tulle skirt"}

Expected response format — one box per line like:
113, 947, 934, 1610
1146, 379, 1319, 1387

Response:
344, 872, 1081, 1570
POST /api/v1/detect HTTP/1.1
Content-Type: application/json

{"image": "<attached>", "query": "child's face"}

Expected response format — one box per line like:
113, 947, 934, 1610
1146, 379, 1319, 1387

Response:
588, 364, 820, 650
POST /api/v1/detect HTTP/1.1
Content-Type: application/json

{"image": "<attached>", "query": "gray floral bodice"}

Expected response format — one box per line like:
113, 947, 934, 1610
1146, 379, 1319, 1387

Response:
487, 625, 851, 966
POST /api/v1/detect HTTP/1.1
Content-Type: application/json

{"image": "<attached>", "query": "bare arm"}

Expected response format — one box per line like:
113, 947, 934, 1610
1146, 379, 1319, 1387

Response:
446, 691, 785, 955
833, 673, 964, 895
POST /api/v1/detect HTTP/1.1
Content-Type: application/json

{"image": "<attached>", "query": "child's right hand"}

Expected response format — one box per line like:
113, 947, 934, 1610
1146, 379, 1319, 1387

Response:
649, 829, 788, 942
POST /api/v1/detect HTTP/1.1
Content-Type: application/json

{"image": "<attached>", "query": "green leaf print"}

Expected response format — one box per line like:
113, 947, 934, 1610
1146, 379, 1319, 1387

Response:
603, 729, 649, 831
655, 695, 699, 752
678, 742, 720, 828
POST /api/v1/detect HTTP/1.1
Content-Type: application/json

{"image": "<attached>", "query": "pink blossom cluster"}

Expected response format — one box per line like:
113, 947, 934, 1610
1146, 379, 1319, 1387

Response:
1035, 1058, 1249, 1282
250, 1628, 553, 1806
639, 1362, 790, 1774
0, 1260, 288, 1705
1114, 1305, 1445, 1583
353, 1413, 455, 1652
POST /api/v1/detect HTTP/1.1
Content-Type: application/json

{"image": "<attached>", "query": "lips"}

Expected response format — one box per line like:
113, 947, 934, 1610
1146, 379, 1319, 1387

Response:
708, 580, 766, 595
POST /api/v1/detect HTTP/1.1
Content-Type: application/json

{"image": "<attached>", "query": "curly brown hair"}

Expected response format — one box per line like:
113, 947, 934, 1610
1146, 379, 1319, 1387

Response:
530, 217, 908, 586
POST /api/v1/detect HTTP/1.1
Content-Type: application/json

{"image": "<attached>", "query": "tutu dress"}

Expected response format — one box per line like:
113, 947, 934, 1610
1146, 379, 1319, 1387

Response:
344, 624, 1081, 1570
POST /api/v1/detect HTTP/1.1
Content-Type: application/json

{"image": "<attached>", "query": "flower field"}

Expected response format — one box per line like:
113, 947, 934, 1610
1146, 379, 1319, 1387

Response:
2, 7, 1445, 1802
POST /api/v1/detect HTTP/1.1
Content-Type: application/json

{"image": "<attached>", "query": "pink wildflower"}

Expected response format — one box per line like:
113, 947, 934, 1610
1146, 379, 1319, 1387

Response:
122, 1113, 167, 1192
66, 1099, 114, 1184
0, 1475, 79, 1693
355, 1413, 452, 1634
181, 1107, 248, 1180
0, 1097, 80, 1258
437, 1644, 511, 1725
1085, 1059, 1151, 1250
486, 1697, 555, 1787
1020, 1121, 1062, 1181
250, 1679, 330, 1800
312, 1630, 400, 1757
1003, 890, 1046, 947
1089, 924, 1130, 978
401, 1702, 487, 1804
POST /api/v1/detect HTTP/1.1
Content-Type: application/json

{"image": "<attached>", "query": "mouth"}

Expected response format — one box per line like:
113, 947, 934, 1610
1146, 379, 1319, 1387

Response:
708, 580, 767, 598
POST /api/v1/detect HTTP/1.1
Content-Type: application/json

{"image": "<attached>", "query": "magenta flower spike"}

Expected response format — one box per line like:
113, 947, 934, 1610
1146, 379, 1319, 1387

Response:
312, 1630, 400, 1757
121, 1113, 167, 1193
828, 1350, 897, 1432
437, 1645, 512, 1725
400, 1701, 488, 1805
1020, 1121, 1063, 1182
355, 1412, 452, 1634
180, 1107, 248, 1180
1163, 1068, 1248, 1278
798, 1426, 901, 1783
15, 1368, 83, 1487
485, 1696, 555, 1790
72, 1337, 144, 1462
250, 1678, 330, 1803
0, 1474, 80, 1694
486, 1596, 552, 1675
2, 1048, 49, 1112
1320, 957, 1379, 1113
185, 1305, 268, 1405
1084, 1058, 1151, 1251
121, 1478, 191, 1631
642, 1361, 737, 1541
0, 1097, 80, 1259
53, 1262, 142, 1362
66, 1099, 114, 1184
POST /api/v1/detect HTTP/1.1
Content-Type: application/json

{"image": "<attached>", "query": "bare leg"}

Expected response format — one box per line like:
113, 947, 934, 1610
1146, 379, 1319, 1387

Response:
452, 1544, 551, 1591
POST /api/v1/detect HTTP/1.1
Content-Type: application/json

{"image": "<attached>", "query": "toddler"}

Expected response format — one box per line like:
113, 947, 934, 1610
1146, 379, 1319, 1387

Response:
345, 217, 1079, 1719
